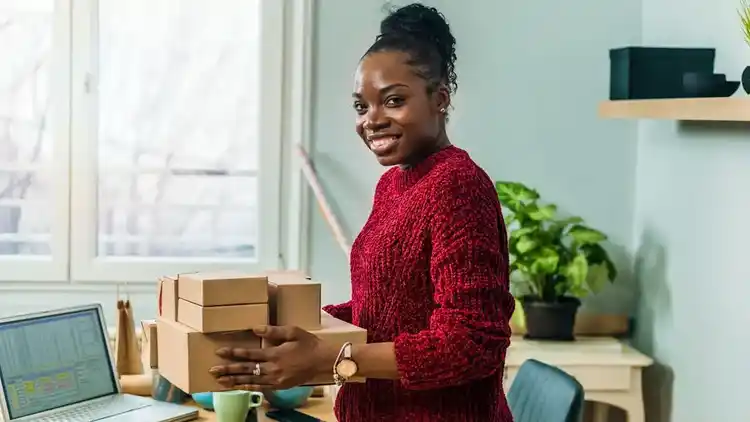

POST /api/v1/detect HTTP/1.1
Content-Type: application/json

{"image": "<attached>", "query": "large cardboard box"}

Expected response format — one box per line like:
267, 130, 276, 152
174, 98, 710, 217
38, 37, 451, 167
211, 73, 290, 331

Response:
300, 313, 367, 386
177, 299, 268, 333
267, 272, 321, 330
178, 272, 268, 306
156, 317, 262, 393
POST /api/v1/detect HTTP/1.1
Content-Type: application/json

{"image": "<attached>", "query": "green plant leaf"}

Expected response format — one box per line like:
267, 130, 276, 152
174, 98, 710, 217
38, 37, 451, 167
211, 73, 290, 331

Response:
527, 204, 557, 221
563, 253, 589, 297
740, 0, 750, 47
515, 236, 538, 254
496, 181, 539, 210
548, 216, 584, 238
568, 225, 607, 245
509, 226, 536, 239
580, 243, 618, 281
585, 264, 610, 294
529, 247, 559, 274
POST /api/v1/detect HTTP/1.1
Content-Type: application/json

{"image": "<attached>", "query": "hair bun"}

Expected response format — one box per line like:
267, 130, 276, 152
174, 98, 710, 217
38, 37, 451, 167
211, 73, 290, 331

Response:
372, 3, 458, 93
380, 3, 451, 47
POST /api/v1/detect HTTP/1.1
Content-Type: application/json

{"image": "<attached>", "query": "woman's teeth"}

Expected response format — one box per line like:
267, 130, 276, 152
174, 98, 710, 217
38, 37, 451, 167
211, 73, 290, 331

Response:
371, 136, 398, 151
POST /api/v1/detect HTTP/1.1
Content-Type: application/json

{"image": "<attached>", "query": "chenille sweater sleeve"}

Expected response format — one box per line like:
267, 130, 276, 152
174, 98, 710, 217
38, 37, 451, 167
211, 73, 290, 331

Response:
322, 301, 353, 324
392, 172, 514, 390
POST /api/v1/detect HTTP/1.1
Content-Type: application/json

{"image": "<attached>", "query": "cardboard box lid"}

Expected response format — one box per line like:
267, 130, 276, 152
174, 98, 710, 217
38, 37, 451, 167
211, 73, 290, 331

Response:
305, 313, 367, 350
178, 271, 268, 306
316, 313, 366, 335
266, 271, 315, 286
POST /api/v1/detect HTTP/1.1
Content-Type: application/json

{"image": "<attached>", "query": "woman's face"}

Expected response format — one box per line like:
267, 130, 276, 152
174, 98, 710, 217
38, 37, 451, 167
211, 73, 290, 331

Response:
353, 51, 448, 167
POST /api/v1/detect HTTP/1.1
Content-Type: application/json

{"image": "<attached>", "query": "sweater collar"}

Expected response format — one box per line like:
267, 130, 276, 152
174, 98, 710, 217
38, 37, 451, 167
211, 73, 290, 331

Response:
394, 145, 460, 192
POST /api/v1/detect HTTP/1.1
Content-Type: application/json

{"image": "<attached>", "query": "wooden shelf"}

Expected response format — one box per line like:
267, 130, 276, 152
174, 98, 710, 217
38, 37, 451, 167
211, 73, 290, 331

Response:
599, 97, 750, 122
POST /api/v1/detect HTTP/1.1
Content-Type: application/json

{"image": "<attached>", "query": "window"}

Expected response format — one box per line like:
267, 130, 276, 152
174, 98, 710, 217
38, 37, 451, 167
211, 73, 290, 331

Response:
0, 0, 69, 281
0, 0, 301, 283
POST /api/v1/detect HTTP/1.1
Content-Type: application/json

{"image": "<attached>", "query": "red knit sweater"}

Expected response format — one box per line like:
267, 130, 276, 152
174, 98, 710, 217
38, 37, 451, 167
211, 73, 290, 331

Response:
322, 146, 515, 422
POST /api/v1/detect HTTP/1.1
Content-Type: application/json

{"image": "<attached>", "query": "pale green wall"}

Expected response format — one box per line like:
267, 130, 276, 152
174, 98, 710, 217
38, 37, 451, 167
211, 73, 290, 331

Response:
306, 0, 642, 314
632, 0, 749, 421
305, 0, 748, 420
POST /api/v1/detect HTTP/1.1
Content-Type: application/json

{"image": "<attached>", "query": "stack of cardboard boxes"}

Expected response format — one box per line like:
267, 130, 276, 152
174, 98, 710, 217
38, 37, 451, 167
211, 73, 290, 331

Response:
155, 270, 366, 394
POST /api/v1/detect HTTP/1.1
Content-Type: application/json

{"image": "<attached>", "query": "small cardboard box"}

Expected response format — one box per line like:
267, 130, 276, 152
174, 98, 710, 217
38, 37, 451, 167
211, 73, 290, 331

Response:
159, 276, 178, 320
140, 320, 158, 369
267, 272, 322, 330
301, 313, 367, 386
177, 299, 268, 333
178, 271, 268, 306
156, 317, 262, 393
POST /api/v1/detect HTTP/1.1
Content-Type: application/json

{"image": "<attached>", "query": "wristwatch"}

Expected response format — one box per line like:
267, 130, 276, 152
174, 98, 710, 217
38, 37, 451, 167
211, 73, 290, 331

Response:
333, 342, 358, 386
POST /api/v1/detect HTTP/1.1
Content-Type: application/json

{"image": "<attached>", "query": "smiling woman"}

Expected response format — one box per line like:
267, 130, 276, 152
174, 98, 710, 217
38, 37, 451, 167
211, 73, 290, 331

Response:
351, 4, 456, 167
211, 4, 515, 422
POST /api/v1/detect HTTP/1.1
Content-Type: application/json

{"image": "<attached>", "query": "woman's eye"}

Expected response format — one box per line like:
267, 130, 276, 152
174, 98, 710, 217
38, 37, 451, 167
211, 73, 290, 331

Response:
385, 97, 404, 107
353, 102, 366, 114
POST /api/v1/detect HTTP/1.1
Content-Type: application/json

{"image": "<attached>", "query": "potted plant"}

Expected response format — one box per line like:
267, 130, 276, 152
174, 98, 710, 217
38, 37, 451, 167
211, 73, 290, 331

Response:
496, 181, 617, 341
740, 0, 750, 93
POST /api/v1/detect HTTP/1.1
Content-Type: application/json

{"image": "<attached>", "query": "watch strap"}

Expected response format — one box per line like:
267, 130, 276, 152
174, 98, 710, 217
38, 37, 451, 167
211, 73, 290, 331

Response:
333, 342, 353, 386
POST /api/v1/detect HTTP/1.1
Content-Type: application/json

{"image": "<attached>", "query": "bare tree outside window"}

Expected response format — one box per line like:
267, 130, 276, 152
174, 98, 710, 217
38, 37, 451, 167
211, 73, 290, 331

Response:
96, 0, 260, 259
0, 0, 55, 256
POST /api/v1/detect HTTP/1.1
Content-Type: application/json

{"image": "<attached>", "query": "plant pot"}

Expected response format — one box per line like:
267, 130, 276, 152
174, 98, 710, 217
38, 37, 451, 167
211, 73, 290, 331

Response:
743, 66, 750, 94
521, 296, 581, 341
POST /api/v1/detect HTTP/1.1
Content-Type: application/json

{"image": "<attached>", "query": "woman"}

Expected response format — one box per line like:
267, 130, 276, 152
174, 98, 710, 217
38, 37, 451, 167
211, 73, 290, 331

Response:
209, 4, 515, 421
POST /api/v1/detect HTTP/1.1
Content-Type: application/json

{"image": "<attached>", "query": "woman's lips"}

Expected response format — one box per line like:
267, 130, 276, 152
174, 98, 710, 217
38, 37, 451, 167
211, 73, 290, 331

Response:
369, 136, 400, 154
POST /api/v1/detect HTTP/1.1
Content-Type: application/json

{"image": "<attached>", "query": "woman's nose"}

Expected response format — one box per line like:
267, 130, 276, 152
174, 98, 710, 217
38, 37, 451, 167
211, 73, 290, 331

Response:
363, 108, 388, 131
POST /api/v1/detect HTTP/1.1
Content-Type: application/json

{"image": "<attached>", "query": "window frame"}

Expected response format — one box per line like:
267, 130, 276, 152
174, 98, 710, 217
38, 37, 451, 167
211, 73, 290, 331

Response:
66, 0, 296, 284
1, 0, 314, 284
0, 0, 72, 282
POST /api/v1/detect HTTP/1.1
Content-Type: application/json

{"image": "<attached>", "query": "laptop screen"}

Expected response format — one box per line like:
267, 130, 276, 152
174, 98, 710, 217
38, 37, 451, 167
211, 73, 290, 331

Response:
0, 308, 118, 419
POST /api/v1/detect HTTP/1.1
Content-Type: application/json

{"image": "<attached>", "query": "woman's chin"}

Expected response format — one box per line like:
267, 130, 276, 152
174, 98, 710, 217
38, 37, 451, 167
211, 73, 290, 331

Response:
374, 154, 401, 167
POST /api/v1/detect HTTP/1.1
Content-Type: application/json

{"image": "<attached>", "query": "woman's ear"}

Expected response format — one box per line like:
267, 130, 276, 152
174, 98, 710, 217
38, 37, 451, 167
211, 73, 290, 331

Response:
434, 85, 451, 114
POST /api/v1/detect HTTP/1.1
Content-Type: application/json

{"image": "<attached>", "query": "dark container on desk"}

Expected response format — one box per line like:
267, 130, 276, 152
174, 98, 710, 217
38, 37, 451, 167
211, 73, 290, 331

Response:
609, 47, 716, 100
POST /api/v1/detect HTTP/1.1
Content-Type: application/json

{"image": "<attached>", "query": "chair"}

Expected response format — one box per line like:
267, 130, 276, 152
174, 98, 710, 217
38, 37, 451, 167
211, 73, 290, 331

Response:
507, 359, 585, 422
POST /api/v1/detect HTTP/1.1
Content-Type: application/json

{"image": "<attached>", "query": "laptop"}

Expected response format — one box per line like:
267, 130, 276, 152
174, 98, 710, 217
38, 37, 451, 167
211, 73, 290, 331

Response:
0, 304, 198, 422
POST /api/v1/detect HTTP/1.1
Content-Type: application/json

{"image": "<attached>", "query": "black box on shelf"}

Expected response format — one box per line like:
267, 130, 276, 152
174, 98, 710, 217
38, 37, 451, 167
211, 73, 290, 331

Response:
609, 47, 716, 100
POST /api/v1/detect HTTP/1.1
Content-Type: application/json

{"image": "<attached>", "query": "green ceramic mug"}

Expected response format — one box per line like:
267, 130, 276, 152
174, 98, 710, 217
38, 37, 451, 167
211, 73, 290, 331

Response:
213, 390, 264, 422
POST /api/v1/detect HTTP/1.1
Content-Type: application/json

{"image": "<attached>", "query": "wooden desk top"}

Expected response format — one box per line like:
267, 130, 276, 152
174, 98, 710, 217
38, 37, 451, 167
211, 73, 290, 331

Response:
194, 396, 335, 421
506, 335, 654, 367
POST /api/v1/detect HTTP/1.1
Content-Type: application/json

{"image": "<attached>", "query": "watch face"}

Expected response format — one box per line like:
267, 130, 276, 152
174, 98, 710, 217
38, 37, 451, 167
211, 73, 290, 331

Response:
336, 359, 358, 378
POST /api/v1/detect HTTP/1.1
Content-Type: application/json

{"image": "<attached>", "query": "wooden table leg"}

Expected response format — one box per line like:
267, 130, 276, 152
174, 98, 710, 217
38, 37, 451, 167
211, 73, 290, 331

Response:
592, 402, 609, 422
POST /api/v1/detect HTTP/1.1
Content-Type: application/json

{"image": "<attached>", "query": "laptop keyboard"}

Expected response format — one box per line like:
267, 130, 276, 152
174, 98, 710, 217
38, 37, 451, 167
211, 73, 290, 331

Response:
36, 395, 150, 422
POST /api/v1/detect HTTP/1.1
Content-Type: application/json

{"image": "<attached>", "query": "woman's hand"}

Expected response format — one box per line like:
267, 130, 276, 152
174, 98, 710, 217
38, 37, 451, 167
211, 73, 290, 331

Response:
209, 325, 335, 390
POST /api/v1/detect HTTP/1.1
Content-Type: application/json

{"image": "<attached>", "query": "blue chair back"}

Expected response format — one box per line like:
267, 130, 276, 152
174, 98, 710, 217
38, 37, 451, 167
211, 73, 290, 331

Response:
507, 359, 584, 422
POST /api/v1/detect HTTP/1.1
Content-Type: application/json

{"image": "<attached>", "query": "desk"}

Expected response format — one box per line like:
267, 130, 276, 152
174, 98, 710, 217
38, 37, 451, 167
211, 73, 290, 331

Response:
504, 336, 653, 422
193, 396, 335, 421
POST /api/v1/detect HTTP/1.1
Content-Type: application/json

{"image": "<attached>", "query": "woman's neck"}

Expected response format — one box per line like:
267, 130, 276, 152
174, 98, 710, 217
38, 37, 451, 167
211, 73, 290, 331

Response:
399, 134, 451, 170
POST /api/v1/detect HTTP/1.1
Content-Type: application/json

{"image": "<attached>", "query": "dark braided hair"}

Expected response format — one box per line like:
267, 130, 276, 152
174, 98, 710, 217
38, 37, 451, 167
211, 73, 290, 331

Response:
364, 3, 458, 96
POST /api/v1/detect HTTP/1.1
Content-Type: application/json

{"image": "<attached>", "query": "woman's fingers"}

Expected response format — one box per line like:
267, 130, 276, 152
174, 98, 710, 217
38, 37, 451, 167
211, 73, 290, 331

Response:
217, 374, 273, 387
211, 362, 281, 387
209, 362, 257, 376
215, 347, 270, 361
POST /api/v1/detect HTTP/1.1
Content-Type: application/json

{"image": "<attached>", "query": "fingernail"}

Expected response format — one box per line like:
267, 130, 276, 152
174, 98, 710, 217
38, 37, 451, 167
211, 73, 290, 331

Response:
208, 367, 220, 374
253, 326, 267, 334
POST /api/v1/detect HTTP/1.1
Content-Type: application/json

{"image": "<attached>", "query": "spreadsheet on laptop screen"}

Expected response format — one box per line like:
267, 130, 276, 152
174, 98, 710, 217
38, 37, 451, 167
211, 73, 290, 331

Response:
0, 308, 118, 419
